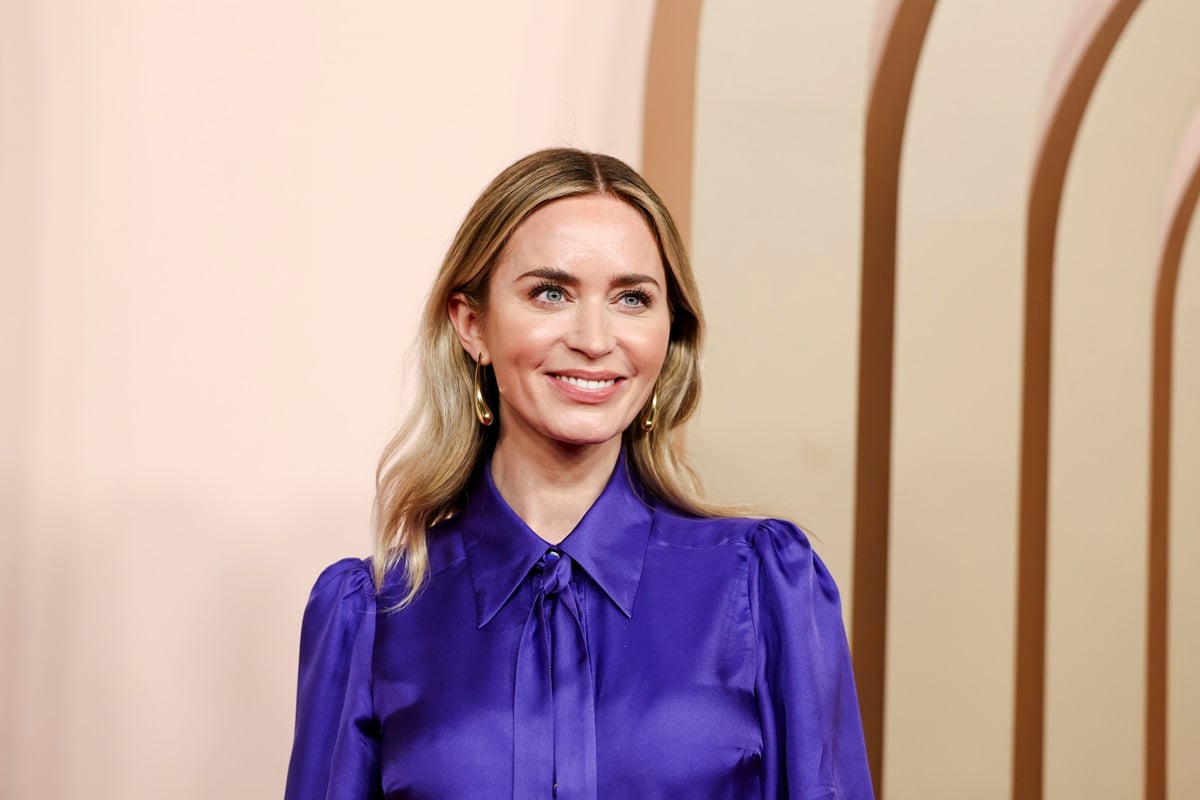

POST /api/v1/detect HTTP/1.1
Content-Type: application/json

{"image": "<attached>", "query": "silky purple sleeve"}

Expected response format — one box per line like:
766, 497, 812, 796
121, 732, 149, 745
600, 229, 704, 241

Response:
284, 559, 381, 800
751, 520, 875, 799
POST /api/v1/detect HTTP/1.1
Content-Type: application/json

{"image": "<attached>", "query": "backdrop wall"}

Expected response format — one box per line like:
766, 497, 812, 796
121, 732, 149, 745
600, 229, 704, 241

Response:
1, 2, 653, 798
3, 2, 1199, 799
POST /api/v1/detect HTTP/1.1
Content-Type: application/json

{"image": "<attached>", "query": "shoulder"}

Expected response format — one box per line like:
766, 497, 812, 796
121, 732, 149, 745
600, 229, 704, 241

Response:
649, 506, 762, 549
747, 518, 843, 609
310, 556, 375, 594
648, 510, 841, 612
302, 557, 376, 620
650, 507, 816, 558
748, 518, 820, 567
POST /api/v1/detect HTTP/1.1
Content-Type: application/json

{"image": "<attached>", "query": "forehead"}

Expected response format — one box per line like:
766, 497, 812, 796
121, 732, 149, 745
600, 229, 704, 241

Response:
495, 194, 665, 279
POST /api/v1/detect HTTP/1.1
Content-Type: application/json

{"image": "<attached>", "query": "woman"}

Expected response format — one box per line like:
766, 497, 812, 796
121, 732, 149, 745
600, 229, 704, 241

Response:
284, 148, 873, 799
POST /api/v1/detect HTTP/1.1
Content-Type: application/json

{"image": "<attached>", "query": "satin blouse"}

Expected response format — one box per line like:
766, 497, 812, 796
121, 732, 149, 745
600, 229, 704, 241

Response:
284, 455, 873, 799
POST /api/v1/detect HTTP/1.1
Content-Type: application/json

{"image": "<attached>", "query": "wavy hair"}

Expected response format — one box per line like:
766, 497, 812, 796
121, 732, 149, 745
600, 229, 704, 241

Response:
374, 148, 727, 601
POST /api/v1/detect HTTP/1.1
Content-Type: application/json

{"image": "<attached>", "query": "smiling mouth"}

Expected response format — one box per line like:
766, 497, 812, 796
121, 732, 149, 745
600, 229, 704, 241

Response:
551, 374, 619, 390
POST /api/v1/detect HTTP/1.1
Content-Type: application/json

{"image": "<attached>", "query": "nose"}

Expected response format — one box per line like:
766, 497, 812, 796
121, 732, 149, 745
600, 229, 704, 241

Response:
566, 301, 614, 358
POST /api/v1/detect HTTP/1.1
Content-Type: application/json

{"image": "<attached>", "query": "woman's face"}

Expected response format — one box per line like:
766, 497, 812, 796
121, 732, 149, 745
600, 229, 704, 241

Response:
451, 193, 671, 455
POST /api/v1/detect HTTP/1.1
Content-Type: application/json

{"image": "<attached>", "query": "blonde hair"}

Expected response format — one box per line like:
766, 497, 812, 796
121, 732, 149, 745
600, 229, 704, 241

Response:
374, 148, 727, 601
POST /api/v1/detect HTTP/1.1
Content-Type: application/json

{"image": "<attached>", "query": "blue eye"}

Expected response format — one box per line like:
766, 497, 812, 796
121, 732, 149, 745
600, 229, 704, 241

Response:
529, 282, 567, 303
619, 290, 652, 309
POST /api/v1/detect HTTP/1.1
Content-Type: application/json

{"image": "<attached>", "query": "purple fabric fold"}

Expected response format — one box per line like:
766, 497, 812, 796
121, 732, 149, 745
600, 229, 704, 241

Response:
513, 551, 598, 800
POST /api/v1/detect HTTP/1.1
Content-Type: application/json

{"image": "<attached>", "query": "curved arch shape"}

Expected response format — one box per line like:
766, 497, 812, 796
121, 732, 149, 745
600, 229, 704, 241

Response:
1016, 3, 1141, 798
854, 2, 938, 794
641, 0, 703, 249
1146, 101, 1200, 800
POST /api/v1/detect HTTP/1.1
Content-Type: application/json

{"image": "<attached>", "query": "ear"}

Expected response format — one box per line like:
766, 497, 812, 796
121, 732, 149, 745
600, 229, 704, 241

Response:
447, 293, 489, 365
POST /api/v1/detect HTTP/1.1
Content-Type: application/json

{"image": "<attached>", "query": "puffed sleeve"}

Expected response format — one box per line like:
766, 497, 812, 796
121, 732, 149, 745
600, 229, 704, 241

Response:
284, 558, 381, 800
751, 519, 874, 799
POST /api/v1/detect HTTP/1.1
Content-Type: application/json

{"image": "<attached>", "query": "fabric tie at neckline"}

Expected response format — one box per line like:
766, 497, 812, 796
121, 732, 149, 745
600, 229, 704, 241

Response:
513, 549, 598, 799
538, 549, 572, 596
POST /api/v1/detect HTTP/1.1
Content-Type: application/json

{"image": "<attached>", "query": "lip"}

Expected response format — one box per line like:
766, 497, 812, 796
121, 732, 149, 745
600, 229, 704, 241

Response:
546, 371, 625, 403
548, 369, 623, 381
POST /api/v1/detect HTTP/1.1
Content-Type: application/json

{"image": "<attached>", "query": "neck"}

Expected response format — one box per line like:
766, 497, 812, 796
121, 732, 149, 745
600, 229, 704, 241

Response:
489, 432, 622, 545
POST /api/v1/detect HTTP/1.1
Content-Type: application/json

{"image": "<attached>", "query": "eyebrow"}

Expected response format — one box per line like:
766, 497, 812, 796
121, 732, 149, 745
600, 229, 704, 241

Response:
514, 267, 661, 289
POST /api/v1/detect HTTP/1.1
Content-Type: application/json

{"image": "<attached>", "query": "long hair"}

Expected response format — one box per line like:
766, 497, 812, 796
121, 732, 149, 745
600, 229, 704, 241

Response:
373, 148, 728, 602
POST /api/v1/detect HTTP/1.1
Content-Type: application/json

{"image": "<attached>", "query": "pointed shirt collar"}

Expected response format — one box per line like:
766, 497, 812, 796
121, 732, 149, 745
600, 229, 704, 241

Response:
457, 451, 655, 628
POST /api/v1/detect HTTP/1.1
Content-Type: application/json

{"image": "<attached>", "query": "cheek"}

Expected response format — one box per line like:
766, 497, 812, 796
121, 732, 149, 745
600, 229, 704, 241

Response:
637, 321, 672, 371
492, 328, 560, 367
484, 322, 561, 391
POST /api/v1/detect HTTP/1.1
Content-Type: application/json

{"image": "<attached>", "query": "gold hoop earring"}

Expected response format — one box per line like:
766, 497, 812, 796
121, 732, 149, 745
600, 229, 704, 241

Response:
473, 353, 494, 426
640, 391, 658, 433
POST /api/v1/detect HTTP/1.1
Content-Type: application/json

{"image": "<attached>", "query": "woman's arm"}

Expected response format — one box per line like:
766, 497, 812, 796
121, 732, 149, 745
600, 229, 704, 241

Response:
751, 519, 875, 800
284, 559, 381, 800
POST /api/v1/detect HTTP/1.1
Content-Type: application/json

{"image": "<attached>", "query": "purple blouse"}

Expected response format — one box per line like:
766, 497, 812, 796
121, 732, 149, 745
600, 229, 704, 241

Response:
284, 456, 873, 799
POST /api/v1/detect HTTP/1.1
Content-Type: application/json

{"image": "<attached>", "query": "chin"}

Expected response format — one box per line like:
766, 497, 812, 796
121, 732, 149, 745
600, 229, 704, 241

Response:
541, 417, 631, 449
547, 429, 626, 449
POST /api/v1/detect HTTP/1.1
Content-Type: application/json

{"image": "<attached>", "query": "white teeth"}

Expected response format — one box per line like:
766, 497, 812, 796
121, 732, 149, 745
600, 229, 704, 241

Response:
554, 375, 617, 390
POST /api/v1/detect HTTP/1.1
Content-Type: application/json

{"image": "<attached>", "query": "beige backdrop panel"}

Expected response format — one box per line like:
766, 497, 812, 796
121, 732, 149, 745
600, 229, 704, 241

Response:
0, 0, 35, 789
691, 1, 1200, 798
889, 2, 1074, 797
1049, 2, 1200, 798
3, 2, 653, 799
1170, 206, 1200, 798
690, 1, 870, 617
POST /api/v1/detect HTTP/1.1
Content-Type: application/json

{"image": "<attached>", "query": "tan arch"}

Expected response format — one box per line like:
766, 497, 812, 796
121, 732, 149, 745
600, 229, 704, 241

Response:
641, 0, 703, 249
854, 2, 938, 795
1016, 2, 1142, 799
1146, 102, 1200, 800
